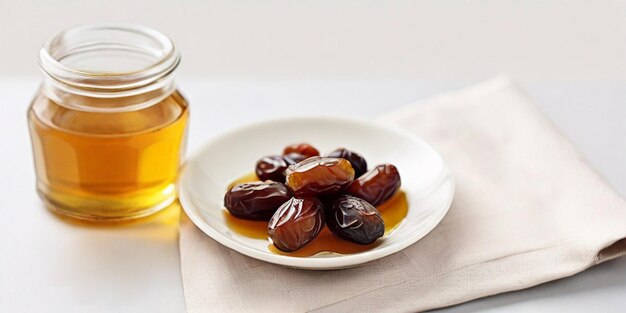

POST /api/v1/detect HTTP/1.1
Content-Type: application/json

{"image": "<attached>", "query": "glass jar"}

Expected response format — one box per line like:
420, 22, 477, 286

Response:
28, 24, 189, 222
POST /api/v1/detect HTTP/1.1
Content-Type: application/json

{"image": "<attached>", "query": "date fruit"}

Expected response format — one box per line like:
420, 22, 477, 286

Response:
268, 197, 325, 252
347, 164, 401, 206
224, 181, 292, 220
283, 152, 307, 164
283, 143, 320, 158
255, 155, 291, 182
326, 195, 385, 245
285, 156, 355, 196
325, 148, 368, 177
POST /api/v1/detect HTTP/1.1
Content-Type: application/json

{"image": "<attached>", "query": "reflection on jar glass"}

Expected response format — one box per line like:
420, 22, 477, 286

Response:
28, 24, 189, 222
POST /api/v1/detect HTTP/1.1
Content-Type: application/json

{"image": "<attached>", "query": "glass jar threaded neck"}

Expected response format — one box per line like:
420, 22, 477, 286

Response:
39, 23, 180, 112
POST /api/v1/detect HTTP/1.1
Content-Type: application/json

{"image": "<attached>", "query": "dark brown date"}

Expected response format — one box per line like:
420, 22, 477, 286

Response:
347, 164, 401, 206
285, 156, 355, 196
255, 155, 291, 182
326, 195, 384, 245
325, 148, 368, 177
283, 143, 320, 158
268, 197, 325, 252
224, 181, 292, 220
283, 152, 307, 164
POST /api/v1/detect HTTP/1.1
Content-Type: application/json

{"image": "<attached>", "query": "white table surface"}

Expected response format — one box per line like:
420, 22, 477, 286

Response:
1, 78, 625, 312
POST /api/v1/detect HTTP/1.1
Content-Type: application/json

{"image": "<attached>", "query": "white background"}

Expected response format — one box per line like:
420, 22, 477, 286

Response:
1, 1, 625, 312
1, 0, 626, 83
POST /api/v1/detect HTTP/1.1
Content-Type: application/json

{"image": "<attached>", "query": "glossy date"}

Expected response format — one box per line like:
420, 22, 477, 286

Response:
255, 155, 291, 182
283, 143, 320, 159
326, 195, 384, 245
283, 152, 307, 164
268, 197, 325, 252
224, 181, 292, 220
325, 148, 368, 178
347, 164, 401, 206
285, 156, 355, 196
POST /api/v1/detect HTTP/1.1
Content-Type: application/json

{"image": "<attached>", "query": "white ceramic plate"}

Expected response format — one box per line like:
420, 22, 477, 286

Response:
179, 117, 454, 270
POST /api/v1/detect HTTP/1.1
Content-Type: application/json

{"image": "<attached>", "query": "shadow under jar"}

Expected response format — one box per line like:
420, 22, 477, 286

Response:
28, 24, 189, 222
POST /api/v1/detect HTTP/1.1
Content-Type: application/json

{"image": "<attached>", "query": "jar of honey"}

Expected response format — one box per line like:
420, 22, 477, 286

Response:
28, 24, 189, 222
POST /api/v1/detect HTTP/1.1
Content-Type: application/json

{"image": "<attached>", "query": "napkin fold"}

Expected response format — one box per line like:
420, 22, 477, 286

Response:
179, 78, 626, 312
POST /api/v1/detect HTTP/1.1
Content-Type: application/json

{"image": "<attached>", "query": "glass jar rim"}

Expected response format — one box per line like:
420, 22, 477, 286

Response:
39, 23, 180, 92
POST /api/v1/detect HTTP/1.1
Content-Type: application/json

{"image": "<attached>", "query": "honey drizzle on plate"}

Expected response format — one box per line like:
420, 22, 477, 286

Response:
224, 173, 409, 257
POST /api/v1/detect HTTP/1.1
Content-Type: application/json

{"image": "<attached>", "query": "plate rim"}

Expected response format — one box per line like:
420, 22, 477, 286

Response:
179, 116, 455, 270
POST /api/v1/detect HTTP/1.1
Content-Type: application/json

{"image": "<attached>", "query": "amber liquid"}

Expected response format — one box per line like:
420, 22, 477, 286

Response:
225, 173, 409, 257
28, 90, 189, 222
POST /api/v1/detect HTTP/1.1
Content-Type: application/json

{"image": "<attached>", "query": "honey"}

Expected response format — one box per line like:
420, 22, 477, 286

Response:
224, 173, 409, 257
29, 91, 188, 221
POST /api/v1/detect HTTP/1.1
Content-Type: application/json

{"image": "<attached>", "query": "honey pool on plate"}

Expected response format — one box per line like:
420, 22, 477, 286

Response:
224, 173, 409, 257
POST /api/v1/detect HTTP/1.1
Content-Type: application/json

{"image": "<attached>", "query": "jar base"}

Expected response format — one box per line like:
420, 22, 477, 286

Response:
37, 184, 178, 224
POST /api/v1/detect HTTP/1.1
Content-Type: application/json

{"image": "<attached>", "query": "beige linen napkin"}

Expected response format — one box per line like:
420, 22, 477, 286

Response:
179, 78, 626, 312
